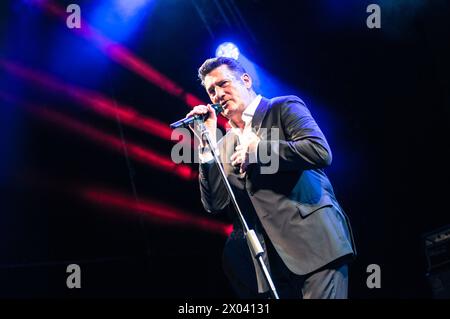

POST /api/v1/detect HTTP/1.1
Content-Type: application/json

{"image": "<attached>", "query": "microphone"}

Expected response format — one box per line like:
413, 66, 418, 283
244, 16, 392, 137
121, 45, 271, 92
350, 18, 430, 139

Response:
170, 103, 223, 129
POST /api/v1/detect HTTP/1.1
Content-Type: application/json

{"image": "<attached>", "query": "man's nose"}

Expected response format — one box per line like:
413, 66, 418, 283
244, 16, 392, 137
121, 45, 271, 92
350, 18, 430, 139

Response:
216, 87, 226, 101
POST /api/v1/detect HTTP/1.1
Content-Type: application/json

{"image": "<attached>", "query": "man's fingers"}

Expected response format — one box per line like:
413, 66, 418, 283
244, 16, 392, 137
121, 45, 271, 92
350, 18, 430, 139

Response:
231, 152, 242, 166
186, 105, 208, 118
231, 150, 249, 167
240, 161, 248, 174
231, 158, 241, 166
231, 151, 244, 161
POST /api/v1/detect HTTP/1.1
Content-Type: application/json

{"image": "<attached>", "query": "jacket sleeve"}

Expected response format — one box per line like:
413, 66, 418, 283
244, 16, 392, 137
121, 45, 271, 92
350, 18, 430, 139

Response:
257, 96, 332, 172
199, 159, 230, 213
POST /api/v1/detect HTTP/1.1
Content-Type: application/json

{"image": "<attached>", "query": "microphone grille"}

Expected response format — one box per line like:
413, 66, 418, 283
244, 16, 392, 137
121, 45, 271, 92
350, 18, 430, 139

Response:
211, 103, 223, 114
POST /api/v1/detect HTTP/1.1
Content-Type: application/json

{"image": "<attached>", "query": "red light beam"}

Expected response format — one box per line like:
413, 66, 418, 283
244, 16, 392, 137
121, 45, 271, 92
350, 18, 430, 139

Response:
0, 59, 183, 142
82, 187, 233, 236
0, 91, 196, 181
29, 0, 230, 129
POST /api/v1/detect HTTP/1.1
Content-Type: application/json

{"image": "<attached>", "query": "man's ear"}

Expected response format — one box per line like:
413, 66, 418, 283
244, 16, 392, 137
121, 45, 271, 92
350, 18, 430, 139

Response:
241, 73, 252, 89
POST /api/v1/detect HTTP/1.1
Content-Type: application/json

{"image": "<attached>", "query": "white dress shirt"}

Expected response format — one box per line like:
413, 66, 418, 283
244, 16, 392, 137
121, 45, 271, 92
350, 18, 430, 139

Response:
199, 94, 262, 164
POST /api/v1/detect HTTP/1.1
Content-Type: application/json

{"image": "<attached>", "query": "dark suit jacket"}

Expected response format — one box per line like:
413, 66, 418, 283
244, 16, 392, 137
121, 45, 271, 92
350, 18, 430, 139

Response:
199, 95, 356, 293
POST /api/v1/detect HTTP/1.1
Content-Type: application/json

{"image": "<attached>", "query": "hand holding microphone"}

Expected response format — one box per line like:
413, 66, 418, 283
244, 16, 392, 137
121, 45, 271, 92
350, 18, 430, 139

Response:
170, 104, 222, 146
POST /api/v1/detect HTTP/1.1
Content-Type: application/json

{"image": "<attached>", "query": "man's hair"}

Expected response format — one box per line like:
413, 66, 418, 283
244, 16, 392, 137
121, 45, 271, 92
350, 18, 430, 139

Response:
198, 57, 247, 87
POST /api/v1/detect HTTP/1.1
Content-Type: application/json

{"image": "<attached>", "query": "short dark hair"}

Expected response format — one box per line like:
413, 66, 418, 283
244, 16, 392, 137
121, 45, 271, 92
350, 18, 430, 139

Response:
198, 57, 247, 87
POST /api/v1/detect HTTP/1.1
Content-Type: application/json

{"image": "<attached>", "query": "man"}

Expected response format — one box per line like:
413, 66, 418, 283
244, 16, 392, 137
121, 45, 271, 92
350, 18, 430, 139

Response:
186, 57, 356, 299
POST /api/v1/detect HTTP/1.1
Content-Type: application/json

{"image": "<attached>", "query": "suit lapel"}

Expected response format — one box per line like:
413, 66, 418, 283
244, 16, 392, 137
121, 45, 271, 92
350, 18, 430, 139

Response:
251, 97, 270, 134
245, 97, 270, 178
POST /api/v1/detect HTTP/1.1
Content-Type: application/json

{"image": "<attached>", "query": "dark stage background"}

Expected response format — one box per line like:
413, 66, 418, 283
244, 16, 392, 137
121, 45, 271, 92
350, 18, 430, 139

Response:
0, 0, 449, 298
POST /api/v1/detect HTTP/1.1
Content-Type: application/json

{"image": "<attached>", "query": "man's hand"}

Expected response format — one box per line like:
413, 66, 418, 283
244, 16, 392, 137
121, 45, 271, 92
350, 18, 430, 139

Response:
230, 144, 249, 174
186, 104, 218, 146
230, 131, 260, 174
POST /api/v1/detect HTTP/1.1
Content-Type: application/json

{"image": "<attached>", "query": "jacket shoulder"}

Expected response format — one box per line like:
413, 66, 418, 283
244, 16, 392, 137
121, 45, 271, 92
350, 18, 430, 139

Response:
269, 95, 306, 107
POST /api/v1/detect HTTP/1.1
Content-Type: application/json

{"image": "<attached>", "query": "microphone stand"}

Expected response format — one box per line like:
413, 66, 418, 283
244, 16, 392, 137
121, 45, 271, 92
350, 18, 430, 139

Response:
198, 120, 280, 299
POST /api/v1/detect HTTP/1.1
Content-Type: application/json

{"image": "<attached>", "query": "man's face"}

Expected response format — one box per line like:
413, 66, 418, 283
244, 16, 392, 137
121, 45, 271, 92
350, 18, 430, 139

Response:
203, 65, 253, 121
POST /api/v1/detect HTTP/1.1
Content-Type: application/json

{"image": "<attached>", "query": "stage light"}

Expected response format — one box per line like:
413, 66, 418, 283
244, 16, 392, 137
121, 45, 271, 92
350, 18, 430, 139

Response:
90, 0, 154, 41
28, 0, 229, 129
116, 0, 151, 19
215, 42, 240, 60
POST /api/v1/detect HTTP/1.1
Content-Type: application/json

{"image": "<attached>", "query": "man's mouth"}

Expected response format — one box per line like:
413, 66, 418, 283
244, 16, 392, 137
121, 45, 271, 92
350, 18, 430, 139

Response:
221, 100, 231, 109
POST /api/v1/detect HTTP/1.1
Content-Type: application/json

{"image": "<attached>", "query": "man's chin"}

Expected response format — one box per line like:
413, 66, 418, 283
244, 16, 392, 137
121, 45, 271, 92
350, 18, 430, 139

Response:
221, 110, 231, 119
